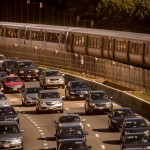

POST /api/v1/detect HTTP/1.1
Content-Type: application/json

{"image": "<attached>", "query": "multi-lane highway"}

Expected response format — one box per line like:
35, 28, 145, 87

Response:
6, 80, 147, 150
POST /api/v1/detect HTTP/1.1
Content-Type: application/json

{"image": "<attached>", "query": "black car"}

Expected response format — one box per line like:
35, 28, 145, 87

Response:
0, 105, 19, 123
1, 60, 17, 74
65, 80, 91, 100
57, 138, 91, 150
0, 120, 24, 149
122, 148, 148, 150
121, 133, 150, 150
12, 60, 39, 80
120, 118, 150, 141
108, 107, 137, 131
55, 122, 88, 146
0, 71, 8, 82
22, 86, 43, 106
85, 90, 113, 114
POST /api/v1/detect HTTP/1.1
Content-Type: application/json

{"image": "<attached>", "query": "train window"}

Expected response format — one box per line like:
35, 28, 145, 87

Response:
146, 43, 150, 56
116, 41, 126, 52
89, 37, 101, 49
74, 35, 85, 46
0, 26, 4, 37
31, 31, 44, 41
5, 28, 19, 38
46, 32, 59, 43
104, 38, 109, 50
61, 34, 66, 44
20, 29, 26, 39
131, 42, 142, 55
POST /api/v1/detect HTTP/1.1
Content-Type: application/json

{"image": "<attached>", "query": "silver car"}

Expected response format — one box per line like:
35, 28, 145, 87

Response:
22, 86, 43, 106
36, 90, 64, 113
39, 69, 65, 89
0, 91, 9, 106
0, 120, 24, 149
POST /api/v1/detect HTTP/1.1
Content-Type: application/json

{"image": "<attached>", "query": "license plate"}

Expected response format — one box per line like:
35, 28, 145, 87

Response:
98, 107, 104, 109
13, 87, 17, 90
27, 75, 31, 78
80, 95, 84, 97
4, 144, 10, 148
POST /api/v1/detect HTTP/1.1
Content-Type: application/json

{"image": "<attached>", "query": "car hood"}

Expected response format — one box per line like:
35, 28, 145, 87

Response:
26, 93, 38, 99
41, 98, 62, 103
5, 82, 23, 86
92, 99, 110, 104
45, 76, 64, 80
0, 133, 21, 141
123, 127, 149, 133
114, 116, 136, 125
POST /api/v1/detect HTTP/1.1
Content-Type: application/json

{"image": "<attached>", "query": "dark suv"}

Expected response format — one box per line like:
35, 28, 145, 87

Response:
12, 60, 39, 80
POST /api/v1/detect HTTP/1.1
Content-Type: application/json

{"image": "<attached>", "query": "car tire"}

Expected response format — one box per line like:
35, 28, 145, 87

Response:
60, 109, 64, 113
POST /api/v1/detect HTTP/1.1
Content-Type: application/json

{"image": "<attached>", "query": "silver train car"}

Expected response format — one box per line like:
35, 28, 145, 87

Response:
0, 22, 150, 69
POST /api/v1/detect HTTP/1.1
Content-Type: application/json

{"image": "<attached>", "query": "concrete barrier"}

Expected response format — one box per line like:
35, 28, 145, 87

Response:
64, 73, 150, 121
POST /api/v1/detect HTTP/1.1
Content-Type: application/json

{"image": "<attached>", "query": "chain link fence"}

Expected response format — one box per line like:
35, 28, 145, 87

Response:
0, 46, 150, 94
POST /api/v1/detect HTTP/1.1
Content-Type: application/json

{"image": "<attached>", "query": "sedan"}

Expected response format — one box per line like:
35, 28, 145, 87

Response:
22, 86, 43, 106
36, 90, 65, 113
0, 120, 24, 149
108, 107, 137, 131
85, 90, 113, 114
0, 105, 19, 123
57, 139, 91, 150
122, 148, 148, 150
120, 118, 150, 141
121, 133, 150, 150
0, 74, 25, 93
65, 80, 91, 100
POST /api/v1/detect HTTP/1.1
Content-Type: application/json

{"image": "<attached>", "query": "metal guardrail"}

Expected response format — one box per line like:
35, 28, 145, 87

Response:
0, 45, 150, 94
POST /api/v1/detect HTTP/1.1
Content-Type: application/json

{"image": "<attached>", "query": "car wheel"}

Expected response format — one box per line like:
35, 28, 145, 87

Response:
60, 109, 64, 113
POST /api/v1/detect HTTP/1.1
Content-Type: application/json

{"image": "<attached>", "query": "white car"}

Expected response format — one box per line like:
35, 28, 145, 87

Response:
0, 54, 6, 66
0, 91, 9, 106
36, 89, 65, 113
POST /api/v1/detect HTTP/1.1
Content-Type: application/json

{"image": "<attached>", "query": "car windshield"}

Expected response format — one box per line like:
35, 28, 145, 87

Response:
91, 92, 108, 100
45, 71, 61, 77
6, 61, 16, 68
40, 92, 60, 99
26, 87, 42, 94
125, 134, 150, 144
0, 107, 16, 115
18, 62, 34, 68
113, 109, 134, 117
0, 94, 7, 100
0, 125, 19, 134
6, 77, 22, 82
124, 120, 147, 128
59, 141, 87, 150
60, 116, 80, 123
70, 82, 89, 88
60, 127, 84, 136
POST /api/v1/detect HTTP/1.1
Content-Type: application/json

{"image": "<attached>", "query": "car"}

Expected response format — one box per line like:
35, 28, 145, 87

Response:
22, 86, 43, 106
65, 80, 91, 100
0, 74, 25, 93
0, 54, 6, 66
0, 91, 9, 106
120, 118, 150, 141
1, 60, 17, 74
54, 114, 85, 131
55, 122, 88, 146
36, 89, 65, 113
0, 120, 24, 149
39, 69, 65, 89
121, 133, 150, 150
0, 105, 19, 123
12, 60, 39, 80
108, 107, 137, 131
122, 148, 149, 150
84, 90, 113, 114
0, 71, 8, 82
57, 138, 91, 150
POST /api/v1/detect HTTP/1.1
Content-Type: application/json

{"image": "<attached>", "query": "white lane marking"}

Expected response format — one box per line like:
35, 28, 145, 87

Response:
87, 124, 91, 127
44, 143, 48, 146
37, 127, 40, 129
39, 130, 43, 132
101, 145, 105, 149
35, 124, 38, 126
32, 122, 36, 124
65, 108, 70, 110
41, 133, 45, 135
95, 134, 99, 137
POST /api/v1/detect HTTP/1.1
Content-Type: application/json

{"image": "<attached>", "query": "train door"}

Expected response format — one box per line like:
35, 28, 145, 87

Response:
143, 42, 150, 68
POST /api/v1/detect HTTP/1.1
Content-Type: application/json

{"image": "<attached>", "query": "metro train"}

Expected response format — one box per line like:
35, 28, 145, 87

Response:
0, 22, 150, 69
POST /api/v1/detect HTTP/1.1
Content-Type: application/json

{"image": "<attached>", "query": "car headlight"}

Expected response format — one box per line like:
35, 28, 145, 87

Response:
40, 101, 46, 105
89, 102, 95, 106
46, 79, 51, 82
70, 91, 75, 94
112, 119, 118, 123
144, 130, 150, 136
19, 70, 24, 73
59, 78, 64, 83
12, 138, 22, 144
14, 116, 19, 121
56, 100, 62, 104
106, 102, 112, 107
35, 69, 39, 73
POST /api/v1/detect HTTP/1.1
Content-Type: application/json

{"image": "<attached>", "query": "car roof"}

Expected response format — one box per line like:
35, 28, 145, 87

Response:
91, 90, 106, 93
4, 60, 16, 62
39, 89, 58, 93
44, 69, 59, 72
124, 118, 145, 121
59, 114, 80, 117
69, 80, 87, 83
16, 60, 33, 62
